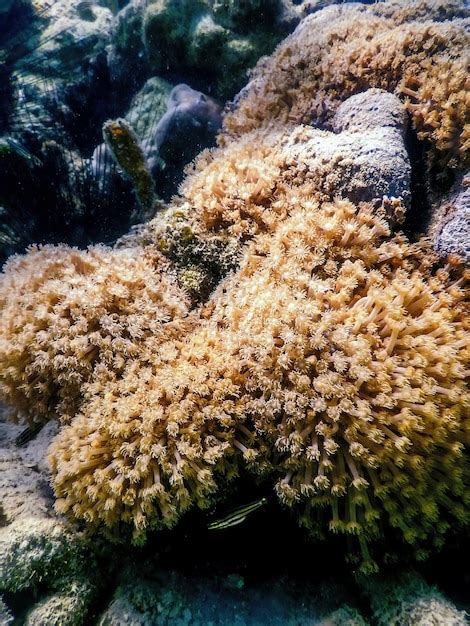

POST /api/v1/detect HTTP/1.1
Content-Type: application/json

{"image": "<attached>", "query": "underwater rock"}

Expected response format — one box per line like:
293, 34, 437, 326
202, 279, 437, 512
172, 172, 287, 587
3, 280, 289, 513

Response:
331, 89, 408, 135
0, 1, 170, 261
0, 134, 140, 264
16, 0, 114, 80
123, 86, 410, 299
106, 0, 150, 100
98, 569, 364, 626
364, 571, 468, 625
429, 174, 470, 264
283, 88, 411, 210
277, 0, 383, 30
126, 75, 174, 140
152, 84, 222, 163
24, 579, 96, 626
4, 0, 116, 153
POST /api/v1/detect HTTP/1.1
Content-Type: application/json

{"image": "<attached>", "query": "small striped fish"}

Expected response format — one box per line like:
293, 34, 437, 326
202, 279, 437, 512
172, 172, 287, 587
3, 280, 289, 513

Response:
208, 497, 267, 531
1, 138, 42, 168
15, 422, 44, 447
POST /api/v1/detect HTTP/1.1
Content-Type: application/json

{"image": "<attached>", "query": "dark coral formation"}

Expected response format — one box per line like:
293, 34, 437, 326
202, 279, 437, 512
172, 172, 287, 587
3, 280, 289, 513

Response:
142, 0, 286, 99
103, 118, 156, 216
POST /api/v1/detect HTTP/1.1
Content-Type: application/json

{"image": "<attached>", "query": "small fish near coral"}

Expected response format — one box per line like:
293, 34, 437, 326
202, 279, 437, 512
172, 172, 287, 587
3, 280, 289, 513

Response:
208, 498, 268, 531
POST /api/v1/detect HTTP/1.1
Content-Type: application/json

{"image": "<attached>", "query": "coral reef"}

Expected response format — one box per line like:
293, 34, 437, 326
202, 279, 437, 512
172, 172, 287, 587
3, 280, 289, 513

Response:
149, 87, 409, 249
47, 195, 469, 570
118, 86, 410, 302
0, 0, 469, 606
223, 0, 470, 170
1, 65, 469, 572
0, 245, 189, 423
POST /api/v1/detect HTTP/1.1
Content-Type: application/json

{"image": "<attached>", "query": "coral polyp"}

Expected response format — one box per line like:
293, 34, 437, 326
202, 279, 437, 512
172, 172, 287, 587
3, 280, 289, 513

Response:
46, 197, 469, 570
0, 245, 189, 424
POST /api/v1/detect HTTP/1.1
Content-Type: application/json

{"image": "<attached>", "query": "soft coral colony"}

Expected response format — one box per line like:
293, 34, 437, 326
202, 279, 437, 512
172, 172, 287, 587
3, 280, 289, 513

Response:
0, 0, 469, 573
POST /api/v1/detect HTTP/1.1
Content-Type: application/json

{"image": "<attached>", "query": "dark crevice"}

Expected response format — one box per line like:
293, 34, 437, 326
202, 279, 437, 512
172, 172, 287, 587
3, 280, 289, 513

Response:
401, 123, 432, 240
0, 504, 9, 528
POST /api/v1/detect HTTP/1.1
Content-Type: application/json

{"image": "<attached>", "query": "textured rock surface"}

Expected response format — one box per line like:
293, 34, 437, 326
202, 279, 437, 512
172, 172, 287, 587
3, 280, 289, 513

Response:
6, 0, 114, 144
126, 76, 174, 141
0, 409, 99, 623
331, 89, 408, 135
98, 569, 366, 626
16, 0, 113, 79
429, 174, 470, 264
24, 579, 95, 626
365, 572, 468, 626
107, 0, 150, 95
283, 88, 411, 209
